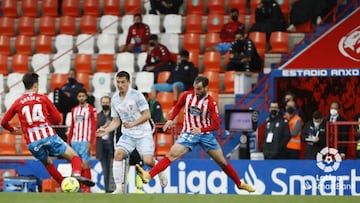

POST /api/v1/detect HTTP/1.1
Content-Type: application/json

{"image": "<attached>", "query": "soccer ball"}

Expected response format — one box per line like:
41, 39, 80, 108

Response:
61, 177, 80, 193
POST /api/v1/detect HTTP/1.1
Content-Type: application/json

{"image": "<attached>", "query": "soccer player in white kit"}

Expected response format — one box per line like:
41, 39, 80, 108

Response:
96, 71, 167, 193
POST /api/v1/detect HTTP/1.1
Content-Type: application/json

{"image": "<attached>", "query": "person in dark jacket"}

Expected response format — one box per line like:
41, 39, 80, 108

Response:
262, 101, 291, 159
249, 0, 287, 42
150, 49, 198, 105
96, 95, 116, 193
302, 110, 326, 159
149, 0, 183, 15
226, 30, 262, 72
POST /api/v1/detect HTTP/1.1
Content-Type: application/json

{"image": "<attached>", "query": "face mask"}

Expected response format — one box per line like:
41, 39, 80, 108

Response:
102, 105, 110, 111
68, 78, 76, 84
286, 106, 295, 114
231, 15, 238, 21
149, 42, 156, 47
270, 110, 278, 116
330, 109, 338, 116
134, 22, 141, 26
313, 121, 321, 128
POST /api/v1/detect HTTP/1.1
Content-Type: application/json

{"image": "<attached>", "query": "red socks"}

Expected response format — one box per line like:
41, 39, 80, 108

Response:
46, 163, 64, 184
221, 162, 241, 186
71, 156, 83, 176
149, 157, 171, 178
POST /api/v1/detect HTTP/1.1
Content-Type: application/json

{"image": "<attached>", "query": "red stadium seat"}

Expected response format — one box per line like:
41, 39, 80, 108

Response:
184, 14, 203, 33
202, 51, 222, 72
103, 0, 121, 16
0, 54, 9, 75
248, 31, 266, 59
39, 16, 57, 36
157, 71, 171, 83
21, 0, 39, 17
50, 73, 67, 91
15, 35, 33, 55
0, 35, 11, 55
207, 0, 225, 14
204, 32, 221, 50
123, 0, 142, 15
17, 16, 36, 36
156, 92, 174, 112
228, 0, 249, 14
80, 15, 98, 34
83, 0, 100, 16
186, 0, 205, 14
206, 14, 224, 33
188, 50, 199, 68
294, 20, 313, 33
223, 70, 236, 93
76, 72, 90, 91
0, 17, 16, 36
59, 16, 78, 35
74, 54, 93, 74
35, 35, 54, 54
269, 31, 288, 53
96, 54, 114, 72
182, 33, 201, 53
41, 0, 59, 16
62, 0, 80, 16
1, 0, 18, 17
154, 132, 174, 157
0, 132, 17, 155
201, 71, 220, 92
11, 54, 30, 73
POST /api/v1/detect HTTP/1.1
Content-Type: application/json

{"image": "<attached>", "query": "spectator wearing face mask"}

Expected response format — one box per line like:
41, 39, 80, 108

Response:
284, 100, 304, 159
119, 13, 151, 53
226, 30, 262, 72
142, 34, 175, 83
261, 101, 291, 159
208, 8, 245, 55
302, 111, 326, 159
328, 101, 349, 159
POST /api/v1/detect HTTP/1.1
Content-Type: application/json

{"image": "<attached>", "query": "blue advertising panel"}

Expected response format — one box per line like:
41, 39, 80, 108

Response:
1, 152, 360, 195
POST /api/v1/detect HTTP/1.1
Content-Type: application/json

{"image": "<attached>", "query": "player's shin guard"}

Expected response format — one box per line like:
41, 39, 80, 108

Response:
112, 160, 124, 193
221, 162, 241, 186
46, 163, 64, 184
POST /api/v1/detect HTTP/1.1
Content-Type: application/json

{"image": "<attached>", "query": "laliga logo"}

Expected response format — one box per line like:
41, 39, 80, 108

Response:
338, 25, 360, 62
236, 164, 265, 194
316, 147, 342, 173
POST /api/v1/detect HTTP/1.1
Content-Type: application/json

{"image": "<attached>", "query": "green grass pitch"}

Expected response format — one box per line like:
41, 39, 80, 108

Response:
0, 193, 358, 203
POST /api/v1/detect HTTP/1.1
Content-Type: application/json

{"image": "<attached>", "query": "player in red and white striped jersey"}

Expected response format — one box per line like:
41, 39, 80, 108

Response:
1, 72, 95, 187
67, 89, 97, 192
136, 75, 255, 192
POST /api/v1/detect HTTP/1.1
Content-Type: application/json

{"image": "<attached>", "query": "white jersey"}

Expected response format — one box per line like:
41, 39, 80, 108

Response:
111, 88, 152, 138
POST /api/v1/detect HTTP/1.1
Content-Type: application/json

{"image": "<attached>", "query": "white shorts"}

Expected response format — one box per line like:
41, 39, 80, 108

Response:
114, 133, 155, 157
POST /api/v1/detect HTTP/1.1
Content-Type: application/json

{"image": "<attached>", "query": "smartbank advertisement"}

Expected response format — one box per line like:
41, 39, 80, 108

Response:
1, 147, 359, 195
125, 148, 360, 195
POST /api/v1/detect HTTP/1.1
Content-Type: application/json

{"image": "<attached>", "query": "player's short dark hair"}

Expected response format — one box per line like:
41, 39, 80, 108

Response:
194, 75, 209, 87
76, 88, 87, 96
149, 34, 158, 41
179, 50, 189, 58
23, 72, 39, 90
134, 13, 142, 19
230, 8, 239, 13
312, 110, 322, 119
116, 71, 131, 81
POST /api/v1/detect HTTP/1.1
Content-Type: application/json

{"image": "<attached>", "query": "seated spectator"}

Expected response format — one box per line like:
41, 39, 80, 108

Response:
119, 14, 151, 53
226, 31, 262, 72
208, 8, 245, 55
150, 50, 198, 106
301, 111, 326, 160
149, 0, 184, 15
142, 34, 175, 83
287, 0, 337, 32
249, 0, 286, 43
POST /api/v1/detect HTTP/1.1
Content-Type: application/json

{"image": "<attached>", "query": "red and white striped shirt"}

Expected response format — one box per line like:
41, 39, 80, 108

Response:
67, 104, 97, 143
170, 91, 220, 133
1, 93, 61, 144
